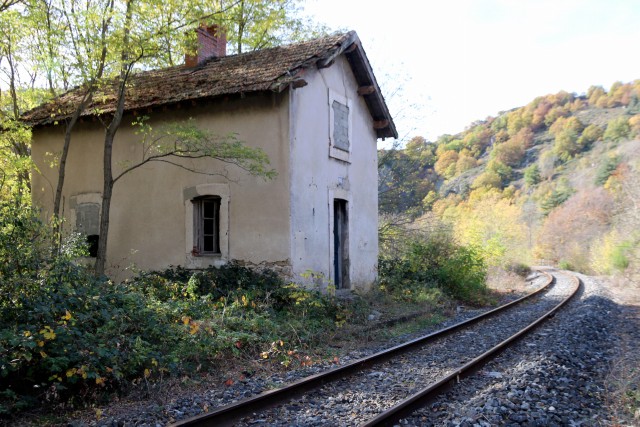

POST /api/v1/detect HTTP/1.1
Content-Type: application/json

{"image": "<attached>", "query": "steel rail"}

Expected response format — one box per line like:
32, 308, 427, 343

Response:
361, 271, 581, 427
172, 270, 553, 427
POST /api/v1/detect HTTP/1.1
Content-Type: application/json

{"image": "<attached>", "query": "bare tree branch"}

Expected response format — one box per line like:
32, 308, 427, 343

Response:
0, 0, 21, 13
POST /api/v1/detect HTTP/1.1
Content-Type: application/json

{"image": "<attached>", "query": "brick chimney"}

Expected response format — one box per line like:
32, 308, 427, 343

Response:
185, 24, 227, 67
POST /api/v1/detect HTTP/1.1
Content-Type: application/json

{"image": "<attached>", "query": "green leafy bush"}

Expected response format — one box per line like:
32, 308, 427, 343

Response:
610, 245, 631, 271
505, 262, 531, 277
539, 180, 575, 215
524, 164, 541, 187
603, 117, 631, 142
558, 260, 573, 270
378, 230, 487, 305
0, 197, 189, 412
436, 245, 487, 303
577, 124, 604, 148
595, 155, 621, 186
0, 197, 358, 414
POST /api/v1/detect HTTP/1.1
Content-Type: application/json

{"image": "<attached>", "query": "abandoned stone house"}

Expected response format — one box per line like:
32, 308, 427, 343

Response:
25, 28, 397, 290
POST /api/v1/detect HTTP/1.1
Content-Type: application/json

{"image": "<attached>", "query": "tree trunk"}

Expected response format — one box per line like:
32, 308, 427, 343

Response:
94, 149, 113, 276
94, 0, 133, 277
53, 95, 92, 218
53, 116, 79, 217
52, 0, 112, 219
94, 104, 124, 276
94, 106, 122, 276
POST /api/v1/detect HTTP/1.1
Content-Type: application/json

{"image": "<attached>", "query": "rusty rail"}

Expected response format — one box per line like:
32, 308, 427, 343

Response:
362, 270, 581, 427
173, 270, 554, 427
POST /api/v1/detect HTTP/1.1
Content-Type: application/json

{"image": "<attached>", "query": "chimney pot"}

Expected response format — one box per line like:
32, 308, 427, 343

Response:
185, 24, 227, 67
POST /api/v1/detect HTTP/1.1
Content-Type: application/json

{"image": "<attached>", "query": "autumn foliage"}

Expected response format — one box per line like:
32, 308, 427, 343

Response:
535, 189, 613, 270
381, 80, 640, 280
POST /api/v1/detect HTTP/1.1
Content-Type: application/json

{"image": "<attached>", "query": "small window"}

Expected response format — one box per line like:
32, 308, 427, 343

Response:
329, 90, 352, 162
332, 100, 350, 151
193, 196, 221, 255
75, 202, 100, 258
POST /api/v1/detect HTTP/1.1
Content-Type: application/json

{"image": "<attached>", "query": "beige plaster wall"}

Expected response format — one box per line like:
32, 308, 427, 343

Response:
31, 92, 291, 280
289, 56, 379, 291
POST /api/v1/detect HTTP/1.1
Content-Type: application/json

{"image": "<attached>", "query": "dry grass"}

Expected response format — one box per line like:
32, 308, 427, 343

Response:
605, 306, 640, 425
603, 275, 640, 425
608, 275, 640, 306
575, 106, 628, 127
484, 267, 534, 305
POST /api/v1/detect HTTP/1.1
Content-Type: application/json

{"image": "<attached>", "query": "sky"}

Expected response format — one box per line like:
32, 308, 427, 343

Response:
303, 0, 640, 143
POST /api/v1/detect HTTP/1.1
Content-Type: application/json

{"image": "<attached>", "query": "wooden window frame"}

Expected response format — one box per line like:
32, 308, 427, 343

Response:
329, 90, 352, 163
192, 196, 221, 255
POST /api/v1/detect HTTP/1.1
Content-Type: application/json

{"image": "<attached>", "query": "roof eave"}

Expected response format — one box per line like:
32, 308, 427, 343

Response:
339, 34, 398, 140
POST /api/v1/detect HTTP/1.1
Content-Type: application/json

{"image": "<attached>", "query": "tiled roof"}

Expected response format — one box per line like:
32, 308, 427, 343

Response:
22, 31, 397, 138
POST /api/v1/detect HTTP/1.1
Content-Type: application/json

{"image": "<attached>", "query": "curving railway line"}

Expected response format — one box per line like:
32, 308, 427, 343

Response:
172, 269, 581, 427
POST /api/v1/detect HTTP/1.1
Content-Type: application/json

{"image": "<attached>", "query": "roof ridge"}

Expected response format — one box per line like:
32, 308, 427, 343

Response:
21, 30, 396, 139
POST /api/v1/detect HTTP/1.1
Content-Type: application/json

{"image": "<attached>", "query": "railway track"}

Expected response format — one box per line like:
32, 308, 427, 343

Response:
172, 269, 580, 427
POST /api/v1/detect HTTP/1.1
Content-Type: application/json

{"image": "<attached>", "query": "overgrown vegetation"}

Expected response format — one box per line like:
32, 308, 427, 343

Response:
0, 2, 345, 415
0, 197, 365, 415
1, 194, 491, 418
2, 0, 639, 414
378, 216, 488, 305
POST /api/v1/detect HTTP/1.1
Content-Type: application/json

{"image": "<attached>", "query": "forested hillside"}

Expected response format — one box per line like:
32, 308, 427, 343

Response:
380, 81, 640, 279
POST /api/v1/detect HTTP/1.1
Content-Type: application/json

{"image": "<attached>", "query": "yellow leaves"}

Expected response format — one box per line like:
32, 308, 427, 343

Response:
144, 368, 151, 378
95, 409, 103, 420
182, 316, 200, 335
449, 192, 527, 267
189, 322, 200, 335
260, 340, 287, 360
23, 330, 31, 337
40, 326, 56, 340
61, 310, 72, 321
66, 366, 88, 379
95, 377, 105, 386
37, 340, 45, 347
40, 351, 47, 358
151, 358, 158, 367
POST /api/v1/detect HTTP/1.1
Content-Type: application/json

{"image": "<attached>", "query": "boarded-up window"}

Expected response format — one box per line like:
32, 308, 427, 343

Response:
332, 100, 350, 151
193, 196, 221, 254
76, 203, 100, 257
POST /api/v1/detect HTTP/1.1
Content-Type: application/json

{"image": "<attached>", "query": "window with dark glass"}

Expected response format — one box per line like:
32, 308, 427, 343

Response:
193, 196, 221, 254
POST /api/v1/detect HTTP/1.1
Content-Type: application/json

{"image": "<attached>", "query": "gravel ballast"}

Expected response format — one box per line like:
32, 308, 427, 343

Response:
400, 270, 637, 426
